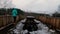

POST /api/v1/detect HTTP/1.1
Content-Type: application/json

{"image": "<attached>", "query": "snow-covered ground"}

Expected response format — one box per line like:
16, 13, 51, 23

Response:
9, 19, 58, 34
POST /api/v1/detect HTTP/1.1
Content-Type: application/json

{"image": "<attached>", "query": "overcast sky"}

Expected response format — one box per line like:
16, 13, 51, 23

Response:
12, 0, 60, 14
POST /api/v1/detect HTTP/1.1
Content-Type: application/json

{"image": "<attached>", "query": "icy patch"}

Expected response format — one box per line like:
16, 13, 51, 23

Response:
49, 29, 55, 32
13, 22, 24, 34
37, 30, 51, 34
20, 19, 26, 23
21, 30, 28, 34
34, 19, 41, 23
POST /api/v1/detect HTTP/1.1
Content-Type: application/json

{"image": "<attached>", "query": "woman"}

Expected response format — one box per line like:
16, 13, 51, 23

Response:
12, 8, 18, 24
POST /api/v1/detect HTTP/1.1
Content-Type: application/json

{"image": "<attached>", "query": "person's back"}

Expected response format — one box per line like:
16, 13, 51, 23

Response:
12, 8, 18, 24
12, 9, 18, 17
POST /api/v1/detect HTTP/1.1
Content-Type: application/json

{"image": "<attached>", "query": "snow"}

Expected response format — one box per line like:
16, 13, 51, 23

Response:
10, 19, 56, 34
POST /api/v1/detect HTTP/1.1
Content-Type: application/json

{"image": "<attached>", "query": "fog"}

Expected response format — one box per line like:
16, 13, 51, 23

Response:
12, 0, 60, 14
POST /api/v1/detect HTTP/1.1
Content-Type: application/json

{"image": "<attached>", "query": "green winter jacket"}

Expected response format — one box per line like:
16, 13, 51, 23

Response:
12, 9, 18, 17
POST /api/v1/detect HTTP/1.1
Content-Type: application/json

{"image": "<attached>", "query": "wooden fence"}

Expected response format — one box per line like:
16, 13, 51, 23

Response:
0, 15, 25, 30
36, 16, 60, 30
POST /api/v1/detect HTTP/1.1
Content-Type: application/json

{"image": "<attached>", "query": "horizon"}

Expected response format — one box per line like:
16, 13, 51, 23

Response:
11, 0, 60, 14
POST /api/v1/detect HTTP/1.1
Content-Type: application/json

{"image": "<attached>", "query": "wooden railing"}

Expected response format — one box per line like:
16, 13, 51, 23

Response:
0, 15, 25, 30
0, 15, 13, 27
36, 16, 60, 30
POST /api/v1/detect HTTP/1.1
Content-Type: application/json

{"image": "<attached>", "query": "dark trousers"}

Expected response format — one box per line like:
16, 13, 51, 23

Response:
13, 16, 16, 22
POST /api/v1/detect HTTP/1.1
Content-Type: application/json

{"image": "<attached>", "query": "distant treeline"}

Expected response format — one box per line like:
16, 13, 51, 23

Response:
0, 8, 24, 15
52, 12, 60, 17
25, 12, 50, 17
25, 12, 60, 17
